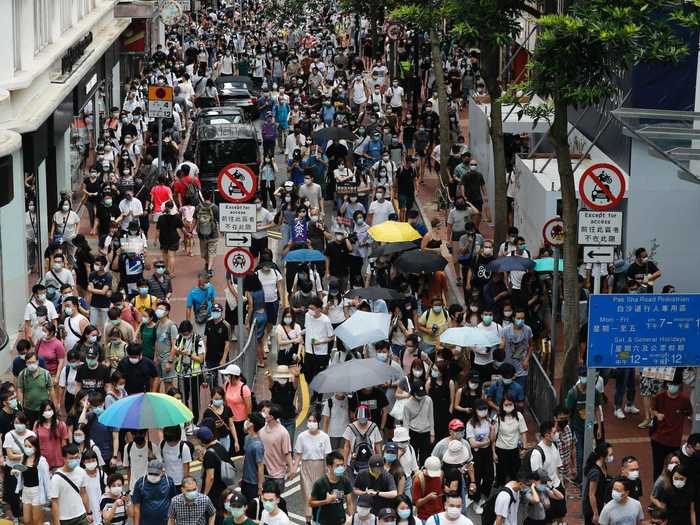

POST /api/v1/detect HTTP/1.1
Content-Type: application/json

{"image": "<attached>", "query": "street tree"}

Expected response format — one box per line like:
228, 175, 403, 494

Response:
524, 0, 700, 394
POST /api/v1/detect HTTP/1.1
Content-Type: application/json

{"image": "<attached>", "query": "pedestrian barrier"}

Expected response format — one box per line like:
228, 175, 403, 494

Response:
526, 353, 558, 425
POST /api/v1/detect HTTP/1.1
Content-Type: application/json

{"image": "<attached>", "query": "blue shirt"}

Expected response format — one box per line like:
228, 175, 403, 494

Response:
364, 139, 384, 162
412, 222, 428, 247
132, 474, 177, 525
485, 380, 525, 406
274, 103, 290, 128
242, 436, 265, 485
186, 284, 216, 313
288, 159, 308, 185
307, 154, 328, 183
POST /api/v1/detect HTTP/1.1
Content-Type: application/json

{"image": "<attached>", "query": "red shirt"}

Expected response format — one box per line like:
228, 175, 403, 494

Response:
420, 271, 448, 308
34, 420, 68, 468
651, 391, 692, 447
173, 175, 201, 204
412, 473, 444, 520
150, 185, 173, 213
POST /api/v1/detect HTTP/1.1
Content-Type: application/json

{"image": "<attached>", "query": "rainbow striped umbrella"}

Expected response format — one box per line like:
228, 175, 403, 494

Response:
98, 393, 193, 429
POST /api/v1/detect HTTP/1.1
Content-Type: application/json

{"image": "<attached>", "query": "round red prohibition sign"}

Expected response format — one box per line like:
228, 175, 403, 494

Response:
542, 216, 565, 246
578, 163, 626, 211
217, 163, 258, 204
224, 247, 255, 277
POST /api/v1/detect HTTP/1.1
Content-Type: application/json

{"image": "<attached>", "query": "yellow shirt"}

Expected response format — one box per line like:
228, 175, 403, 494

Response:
420, 309, 449, 345
132, 294, 158, 315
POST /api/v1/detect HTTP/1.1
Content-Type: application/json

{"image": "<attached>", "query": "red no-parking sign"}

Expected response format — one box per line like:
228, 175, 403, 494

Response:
217, 163, 258, 204
224, 247, 255, 277
542, 216, 565, 246
578, 163, 626, 211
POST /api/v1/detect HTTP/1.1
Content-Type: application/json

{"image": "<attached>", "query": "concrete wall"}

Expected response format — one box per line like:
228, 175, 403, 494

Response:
468, 98, 496, 222
626, 139, 700, 292
512, 156, 557, 252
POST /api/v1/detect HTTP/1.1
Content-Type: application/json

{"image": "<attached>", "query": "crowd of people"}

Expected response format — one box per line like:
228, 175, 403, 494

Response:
9, 0, 690, 525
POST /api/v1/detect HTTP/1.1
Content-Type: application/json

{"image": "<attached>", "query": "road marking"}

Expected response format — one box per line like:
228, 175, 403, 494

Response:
296, 373, 310, 428
282, 478, 302, 499
288, 511, 308, 524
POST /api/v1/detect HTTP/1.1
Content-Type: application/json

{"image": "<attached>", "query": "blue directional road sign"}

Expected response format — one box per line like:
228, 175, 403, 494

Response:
587, 294, 700, 368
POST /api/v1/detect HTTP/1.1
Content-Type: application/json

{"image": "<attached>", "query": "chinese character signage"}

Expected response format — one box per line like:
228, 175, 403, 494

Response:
219, 203, 257, 233
587, 294, 700, 368
291, 218, 308, 243
577, 211, 623, 246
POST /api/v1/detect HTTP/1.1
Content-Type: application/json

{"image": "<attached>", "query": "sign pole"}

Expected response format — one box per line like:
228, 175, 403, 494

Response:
157, 117, 163, 175
583, 264, 602, 464
549, 246, 560, 379
693, 373, 700, 433
237, 277, 248, 355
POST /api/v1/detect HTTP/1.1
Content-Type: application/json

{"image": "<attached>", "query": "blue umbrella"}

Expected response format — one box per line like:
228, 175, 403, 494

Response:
283, 249, 326, 263
535, 257, 564, 272
486, 256, 536, 273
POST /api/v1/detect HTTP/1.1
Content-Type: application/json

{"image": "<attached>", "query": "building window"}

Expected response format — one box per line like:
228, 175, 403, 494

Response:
33, 0, 52, 53
12, 0, 21, 70
60, 0, 73, 33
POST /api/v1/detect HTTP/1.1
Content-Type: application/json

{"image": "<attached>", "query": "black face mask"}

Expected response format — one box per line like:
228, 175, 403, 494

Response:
557, 419, 568, 429
134, 435, 146, 445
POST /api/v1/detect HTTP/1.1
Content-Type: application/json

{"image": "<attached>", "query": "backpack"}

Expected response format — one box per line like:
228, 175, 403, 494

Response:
185, 179, 202, 206
522, 445, 545, 478
239, 376, 258, 412
349, 423, 376, 473
196, 204, 215, 238
209, 446, 237, 486
160, 440, 195, 461
481, 487, 516, 525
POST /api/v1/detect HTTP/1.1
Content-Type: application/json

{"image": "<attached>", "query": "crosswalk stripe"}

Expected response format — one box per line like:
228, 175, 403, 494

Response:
288, 511, 308, 524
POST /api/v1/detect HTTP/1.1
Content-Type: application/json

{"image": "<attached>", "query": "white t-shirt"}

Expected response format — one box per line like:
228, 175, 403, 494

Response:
156, 441, 192, 485
257, 269, 283, 303
388, 86, 404, 108
85, 471, 107, 524
294, 430, 332, 460
261, 509, 292, 525
118, 198, 144, 230
49, 467, 88, 520
24, 299, 59, 343
425, 511, 474, 525
59, 365, 80, 395
530, 440, 563, 486
342, 422, 383, 452
321, 396, 350, 438
494, 413, 528, 450
254, 208, 274, 240
473, 322, 502, 365
304, 313, 334, 356
494, 484, 521, 525
368, 199, 396, 225
44, 268, 76, 288
3, 430, 36, 467
123, 442, 152, 491
323, 296, 347, 325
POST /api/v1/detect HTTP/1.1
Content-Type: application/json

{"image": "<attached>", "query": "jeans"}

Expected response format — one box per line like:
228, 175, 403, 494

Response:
90, 306, 109, 328
515, 375, 528, 392
282, 417, 296, 452
573, 426, 584, 481
614, 368, 636, 408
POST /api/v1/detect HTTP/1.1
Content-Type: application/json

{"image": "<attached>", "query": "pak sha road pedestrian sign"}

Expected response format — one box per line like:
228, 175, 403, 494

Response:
217, 163, 258, 204
224, 247, 254, 277
578, 163, 626, 211
587, 294, 700, 368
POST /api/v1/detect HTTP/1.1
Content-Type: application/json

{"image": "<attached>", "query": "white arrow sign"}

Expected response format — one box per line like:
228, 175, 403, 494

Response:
583, 245, 615, 264
225, 233, 252, 248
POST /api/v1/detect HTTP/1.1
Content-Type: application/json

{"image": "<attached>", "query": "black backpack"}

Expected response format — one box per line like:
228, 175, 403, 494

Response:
522, 445, 545, 477
349, 423, 375, 474
481, 486, 516, 525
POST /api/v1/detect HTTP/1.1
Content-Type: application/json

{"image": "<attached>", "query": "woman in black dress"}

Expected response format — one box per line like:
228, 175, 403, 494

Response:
426, 361, 455, 440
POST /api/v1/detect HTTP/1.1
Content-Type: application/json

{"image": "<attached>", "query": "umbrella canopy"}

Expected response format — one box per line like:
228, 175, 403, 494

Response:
345, 286, 403, 302
370, 241, 419, 258
283, 249, 326, 263
313, 126, 356, 144
310, 358, 404, 393
335, 311, 391, 349
485, 256, 536, 273
368, 221, 421, 242
534, 257, 564, 272
440, 327, 502, 348
395, 250, 448, 274
98, 393, 193, 429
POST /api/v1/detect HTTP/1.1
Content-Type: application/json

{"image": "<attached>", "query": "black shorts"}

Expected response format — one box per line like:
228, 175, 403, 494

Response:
161, 240, 179, 252
251, 236, 268, 257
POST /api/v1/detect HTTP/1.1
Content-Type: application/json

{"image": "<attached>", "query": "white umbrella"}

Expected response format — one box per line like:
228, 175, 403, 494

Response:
440, 326, 501, 347
310, 358, 404, 393
334, 311, 391, 349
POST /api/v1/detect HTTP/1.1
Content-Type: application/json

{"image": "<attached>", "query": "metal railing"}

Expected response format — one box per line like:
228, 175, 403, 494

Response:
526, 354, 558, 426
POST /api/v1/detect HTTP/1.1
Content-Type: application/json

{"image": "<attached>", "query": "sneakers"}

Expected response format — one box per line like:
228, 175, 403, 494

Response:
638, 418, 651, 429
614, 408, 626, 419
624, 404, 641, 414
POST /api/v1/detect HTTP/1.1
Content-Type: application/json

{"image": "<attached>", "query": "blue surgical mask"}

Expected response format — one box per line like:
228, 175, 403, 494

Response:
230, 507, 246, 518
398, 509, 411, 519
211, 311, 222, 320
262, 501, 276, 512
88, 335, 97, 343
213, 399, 224, 407
579, 377, 588, 385
376, 353, 387, 362
9, 399, 17, 410
185, 490, 198, 501
156, 267, 166, 275
67, 459, 80, 470
432, 305, 442, 314
138, 287, 149, 295
92, 406, 104, 415
669, 384, 681, 394
384, 453, 397, 462
482, 315, 493, 325
333, 465, 346, 477
514, 319, 524, 327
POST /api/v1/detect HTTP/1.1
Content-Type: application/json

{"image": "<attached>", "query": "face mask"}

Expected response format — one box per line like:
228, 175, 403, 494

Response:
503, 311, 513, 318
514, 319, 524, 327
669, 384, 681, 394
611, 489, 624, 502
307, 421, 319, 431
36, 293, 46, 302
333, 465, 345, 477
43, 410, 54, 419
14, 423, 25, 433
85, 462, 97, 471
502, 378, 513, 385
504, 405, 515, 413
384, 453, 397, 462
606, 454, 614, 464
129, 357, 140, 364
104, 199, 113, 207
518, 244, 527, 251
110, 319, 120, 326
147, 474, 161, 483
212, 399, 224, 408
53, 263, 64, 271
335, 234, 344, 241
375, 193, 384, 201
673, 478, 687, 489
477, 409, 488, 418
482, 315, 493, 325
92, 406, 104, 416
432, 306, 442, 314
138, 287, 149, 296
397, 509, 411, 520
627, 470, 640, 480
285, 196, 292, 203
230, 507, 246, 518
357, 417, 368, 425
111, 486, 123, 497
453, 430, 465, 440
376, 353, 387, 362
211, 311, 222, 320
155, 309, 166, 319
446, 507, 461, 519
67, 459, 80, 470
262, 501, 276, 512
413, 369, 423, 377
277, 378, 289, 385
185, 490, 198, 501
283, 317, 293, 325
74, 434, 85, 444
468, 382, 479, 390
357, 507, 371, 518
27, 364, 38, 373
469, 305, 479, 313
483, 248, 493, 256
551, 431, 560, 442
86, 358, 98, 367
62, 204, 70, 212
579, 377, 588, 385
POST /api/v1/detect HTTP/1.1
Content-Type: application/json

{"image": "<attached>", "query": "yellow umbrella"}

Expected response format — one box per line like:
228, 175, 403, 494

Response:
368, 221, 421, 242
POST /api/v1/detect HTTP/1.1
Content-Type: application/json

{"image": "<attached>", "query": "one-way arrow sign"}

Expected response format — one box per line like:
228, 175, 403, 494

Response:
225, 233, 252, 248
583, 245, 614, 264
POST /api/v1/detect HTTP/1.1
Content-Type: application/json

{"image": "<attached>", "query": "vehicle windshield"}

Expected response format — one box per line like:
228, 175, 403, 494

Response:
199, 139, 258, 171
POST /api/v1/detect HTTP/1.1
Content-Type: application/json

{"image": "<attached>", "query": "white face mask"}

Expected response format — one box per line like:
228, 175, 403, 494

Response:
85, 462, 98, 471
626, 470, 640, 480
503, 405, 515, 413
673, 479, 687, 489
446, 507, 461, 519
111, 486, 123, 497
476, 409, 488, 418
43, 410, 54, 419
357, 507, 371, 517
307, 421, 319, 431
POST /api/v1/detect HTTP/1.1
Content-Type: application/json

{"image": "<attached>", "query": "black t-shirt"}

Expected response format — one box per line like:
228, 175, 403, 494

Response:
325, 242, 350, 278
470, 254, 494, 291
203, 443, 229, 508
95, 204, 120, 236
156, 214, 184, 246
89, 271, 113, 309
310, 475, 353, 525
626, 260, 660, 291
270, 382, 297, 420
354, 469, 397, 513
83, 176, 104, 202
201, 406, 234, 440
349, 388, 388, 425
0, 408, 16, 440
76, 365, 112, 393
443, 465, 463, 496
117, 357, 158, 394
396, 168, 417, 197
204, 320, 230, 363
461, 171, 486, 203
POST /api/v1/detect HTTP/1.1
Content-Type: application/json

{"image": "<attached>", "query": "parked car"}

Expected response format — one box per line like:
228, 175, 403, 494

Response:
216, 75, 259, 119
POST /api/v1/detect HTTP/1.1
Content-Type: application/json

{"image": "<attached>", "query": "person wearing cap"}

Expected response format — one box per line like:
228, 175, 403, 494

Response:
376, 507, 399, 525
222, 364, 253, 453
204, 303, 232, 375
116, 343, 158, 395
146, 261, 173, 302
132, 459, 177, 525
401, 381, 434, 466
195, 425, 230, 518
392, 427, 419, 493
564, 367, 603, 480
186, 271, 217, 336
166, 475, 216, 525
484, 363, 525, 411
345, 493, 376, 525
412, 456, 444, 520
353, 454, 397, 514
222, 490, 255, 525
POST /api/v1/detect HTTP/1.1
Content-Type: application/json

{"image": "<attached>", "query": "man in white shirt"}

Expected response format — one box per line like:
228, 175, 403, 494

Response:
368, 187, 396, 226
44, 253, 76, 289
260, 481, 291, 525
304, 298, 335, 400
424, 493, 474, 525
472, 308, 504, 379
322, 393, 350, 451
24, 284, 59, 344
118, 193, 144, 231
50, 444, 91, 524
285, 127, 306, 161
387, 80, 404, 116
494, 476, 529, 525
529, 420, 567, 522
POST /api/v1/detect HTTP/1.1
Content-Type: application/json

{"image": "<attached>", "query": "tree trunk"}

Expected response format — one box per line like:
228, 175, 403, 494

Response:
481, 41, 507, 245
370, 3, 379, 62
550, 99, 580, 398
430, 27, 451, 187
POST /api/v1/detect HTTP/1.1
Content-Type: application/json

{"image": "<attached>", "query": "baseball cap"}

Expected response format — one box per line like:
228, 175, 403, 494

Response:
369, 454, 384, 469
195, 426, 214, 442
357, 494, 373, 508
384, 442, 398, 454
211, 303, 223, 312
221, 364, 241, 376
448, 418, 465, 431
86, 347, 99, 360
378, 508, 397, 520
227, 492, 248, 507
284, 180, 294, 188
147, 459, 164, 474
412, 382, 427, 398
424, 456, 442, 477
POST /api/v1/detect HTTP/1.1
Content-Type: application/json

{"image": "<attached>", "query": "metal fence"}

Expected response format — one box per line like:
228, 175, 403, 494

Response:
526, 354, 559, 426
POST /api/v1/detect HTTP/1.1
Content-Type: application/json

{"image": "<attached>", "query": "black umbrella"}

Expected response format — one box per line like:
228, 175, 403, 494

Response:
394, 250, 448, 274
370, 242, 419, 258
485, 256, 536, 273
345, 286, 403, 302
313, 126, 357, 144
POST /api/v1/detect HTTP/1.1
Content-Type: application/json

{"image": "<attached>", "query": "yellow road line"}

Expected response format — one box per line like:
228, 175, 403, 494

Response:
295, 373, 310, 428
